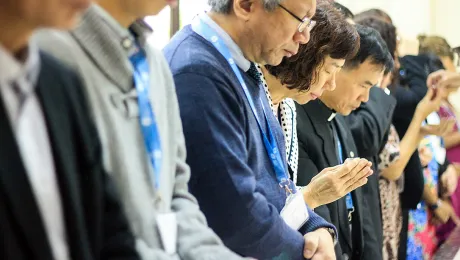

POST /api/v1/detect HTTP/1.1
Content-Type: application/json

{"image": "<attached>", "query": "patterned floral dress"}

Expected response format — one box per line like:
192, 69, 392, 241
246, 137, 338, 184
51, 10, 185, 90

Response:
407, 136, 439, 260
437, 105, 460, 243
378, 125, 403, 260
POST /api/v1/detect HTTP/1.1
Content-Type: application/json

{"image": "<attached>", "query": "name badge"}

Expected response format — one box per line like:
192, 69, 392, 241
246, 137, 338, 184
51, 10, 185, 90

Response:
280, 192, 309, 230
156, 213, 177, 255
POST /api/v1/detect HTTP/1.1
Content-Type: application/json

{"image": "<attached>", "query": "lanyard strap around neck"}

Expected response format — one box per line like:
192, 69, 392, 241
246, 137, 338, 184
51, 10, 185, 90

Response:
129, 45, 162, 190
192, 17, 295, 194
332, 123, 354, 211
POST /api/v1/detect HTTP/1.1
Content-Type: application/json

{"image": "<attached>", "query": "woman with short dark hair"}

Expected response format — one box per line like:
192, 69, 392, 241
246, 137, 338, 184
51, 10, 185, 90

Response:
257, 0, 360, 207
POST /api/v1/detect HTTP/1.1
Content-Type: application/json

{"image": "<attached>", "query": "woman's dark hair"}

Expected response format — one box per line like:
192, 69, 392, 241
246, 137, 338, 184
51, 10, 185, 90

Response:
265, 1, 360, 92
333, 2, 354, 19
354, 9, 393, 24
355, 17, 397, 59
344, 25, 394, 74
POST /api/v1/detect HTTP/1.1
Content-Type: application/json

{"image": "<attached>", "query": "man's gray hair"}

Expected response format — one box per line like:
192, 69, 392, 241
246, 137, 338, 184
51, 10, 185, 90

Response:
208, 0, 284, 14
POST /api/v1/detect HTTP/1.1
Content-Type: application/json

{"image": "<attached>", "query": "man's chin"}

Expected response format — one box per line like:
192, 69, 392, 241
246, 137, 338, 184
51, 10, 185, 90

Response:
265, 55, 285, 66
52, 15, 81, 30
338, 109, 352, 116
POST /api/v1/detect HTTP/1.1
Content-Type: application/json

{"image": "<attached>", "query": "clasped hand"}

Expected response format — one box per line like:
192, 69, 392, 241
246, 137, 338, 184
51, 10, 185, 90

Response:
302, 158, 373, 209
303, 228, 336, 260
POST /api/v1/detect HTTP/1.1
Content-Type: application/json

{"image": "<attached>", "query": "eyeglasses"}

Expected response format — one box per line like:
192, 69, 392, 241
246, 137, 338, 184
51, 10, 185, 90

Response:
278, 4, 316, 33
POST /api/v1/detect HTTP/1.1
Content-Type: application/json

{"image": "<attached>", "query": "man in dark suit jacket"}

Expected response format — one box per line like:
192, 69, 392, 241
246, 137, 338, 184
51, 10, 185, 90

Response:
344, 86, 397, 251
343, 17, 398, 252
0, 0, 139, 259
296, 25, 394, 260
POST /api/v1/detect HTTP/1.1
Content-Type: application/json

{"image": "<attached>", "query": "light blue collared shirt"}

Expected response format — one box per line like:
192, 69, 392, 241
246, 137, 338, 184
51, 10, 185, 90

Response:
192, 13, 251, 72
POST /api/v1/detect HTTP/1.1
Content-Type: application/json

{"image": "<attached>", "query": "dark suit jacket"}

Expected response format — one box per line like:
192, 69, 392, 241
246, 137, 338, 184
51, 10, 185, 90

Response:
296, 100, 381, 260
344, 87, 397, 252
0, 52, 139, 260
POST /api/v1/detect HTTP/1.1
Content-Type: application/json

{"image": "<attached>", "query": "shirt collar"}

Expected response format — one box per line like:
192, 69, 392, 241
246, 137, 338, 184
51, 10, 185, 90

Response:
70, 4, 151, 92
193, 12, 251, 72
0, 41, 40, 91
311, 99, 336, 122
86, 4, 153, 55
327, 112, 337, 122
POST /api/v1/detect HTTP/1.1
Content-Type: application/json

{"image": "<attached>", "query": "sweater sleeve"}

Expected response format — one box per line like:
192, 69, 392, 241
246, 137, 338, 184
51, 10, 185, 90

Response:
173, 71, 334, 260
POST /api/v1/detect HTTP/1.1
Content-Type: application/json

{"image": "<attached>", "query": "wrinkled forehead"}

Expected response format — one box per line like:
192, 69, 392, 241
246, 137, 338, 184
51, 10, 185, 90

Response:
341, 61, 383, 84
355, 64, 384, 84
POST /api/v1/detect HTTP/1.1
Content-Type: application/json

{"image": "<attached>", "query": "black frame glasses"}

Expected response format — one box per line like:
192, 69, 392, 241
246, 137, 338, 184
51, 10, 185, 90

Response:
278, 4, 316, 33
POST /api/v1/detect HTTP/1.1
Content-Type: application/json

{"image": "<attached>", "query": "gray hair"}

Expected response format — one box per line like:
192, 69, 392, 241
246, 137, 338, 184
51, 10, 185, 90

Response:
208, 0, 283, 14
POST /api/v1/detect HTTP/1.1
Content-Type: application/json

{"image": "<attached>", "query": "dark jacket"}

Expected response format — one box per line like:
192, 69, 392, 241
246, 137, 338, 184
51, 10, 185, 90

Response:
0, 52, 139, 260
344, 86, 397, 252
296, 99, 381, 260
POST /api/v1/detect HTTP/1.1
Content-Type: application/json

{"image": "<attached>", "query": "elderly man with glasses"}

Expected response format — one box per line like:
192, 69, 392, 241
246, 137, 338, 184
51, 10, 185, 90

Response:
164, 0, 338, 259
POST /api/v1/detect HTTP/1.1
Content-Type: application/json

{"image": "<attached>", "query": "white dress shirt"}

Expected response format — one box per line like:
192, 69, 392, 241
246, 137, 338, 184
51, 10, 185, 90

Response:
0, 43, 70, 260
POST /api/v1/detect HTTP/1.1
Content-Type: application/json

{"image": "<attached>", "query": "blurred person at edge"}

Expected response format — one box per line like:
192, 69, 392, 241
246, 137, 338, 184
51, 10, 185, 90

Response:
418, 35, 460, 245
164, 0, 338, 259
396, 53, 459, 259
405, 83, 457, 259
0, 0, 141, 259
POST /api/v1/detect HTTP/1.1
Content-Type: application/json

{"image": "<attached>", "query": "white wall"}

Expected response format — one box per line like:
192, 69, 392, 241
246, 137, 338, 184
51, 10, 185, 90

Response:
146, 0, 209, 49
146, 0, 460, 52
180, 0, 210, 26
145, 7, 171, 49
338, 0, 459, 50
338, 0, 432, 39
431, 0, 460, 47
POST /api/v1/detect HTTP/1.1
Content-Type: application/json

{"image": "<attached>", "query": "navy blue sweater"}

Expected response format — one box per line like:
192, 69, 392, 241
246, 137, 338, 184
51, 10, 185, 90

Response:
164, 25, 335, 260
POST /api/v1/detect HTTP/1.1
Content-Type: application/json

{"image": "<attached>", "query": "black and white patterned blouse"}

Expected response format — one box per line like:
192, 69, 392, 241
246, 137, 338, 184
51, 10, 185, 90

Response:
256, 65, 299, 184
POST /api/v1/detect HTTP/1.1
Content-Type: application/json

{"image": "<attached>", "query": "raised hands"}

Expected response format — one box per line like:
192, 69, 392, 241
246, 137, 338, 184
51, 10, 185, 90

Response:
427, 70, 460, 90
302, 158, 373, 209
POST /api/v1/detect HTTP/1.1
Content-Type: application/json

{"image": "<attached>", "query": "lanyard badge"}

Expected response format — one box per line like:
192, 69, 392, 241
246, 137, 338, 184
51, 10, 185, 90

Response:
336, 132, 354, 220
129, 47, 163, 192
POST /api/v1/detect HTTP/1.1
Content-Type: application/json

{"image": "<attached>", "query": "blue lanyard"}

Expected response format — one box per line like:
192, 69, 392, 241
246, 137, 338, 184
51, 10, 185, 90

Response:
336, 136, 354, 210
192, 17, 295, 194
129, 46, 162, 190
